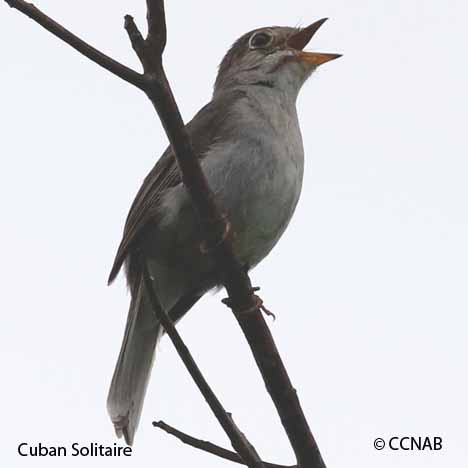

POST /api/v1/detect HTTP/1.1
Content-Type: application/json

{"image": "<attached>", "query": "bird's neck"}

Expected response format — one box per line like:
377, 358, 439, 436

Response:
214, 63, 307, 104
213, 78, 300, 109
212, 83, 300, 146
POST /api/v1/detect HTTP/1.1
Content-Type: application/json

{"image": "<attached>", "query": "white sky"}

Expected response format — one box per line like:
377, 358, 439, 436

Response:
1, 0, 467, 467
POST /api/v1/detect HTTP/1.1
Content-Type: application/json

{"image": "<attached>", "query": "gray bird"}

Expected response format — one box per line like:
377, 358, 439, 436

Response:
107, 19, 340, 445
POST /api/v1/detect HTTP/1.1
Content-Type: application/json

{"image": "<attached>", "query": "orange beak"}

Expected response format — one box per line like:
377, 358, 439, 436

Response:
287, 18, 342, 66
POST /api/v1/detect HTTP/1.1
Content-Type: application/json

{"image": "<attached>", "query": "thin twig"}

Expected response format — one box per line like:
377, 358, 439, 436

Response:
4, 0, 146, 88
146, 0, 166, 54
142, 265, 265, 468
124, 15, 146, 67
153, 421, 296, 468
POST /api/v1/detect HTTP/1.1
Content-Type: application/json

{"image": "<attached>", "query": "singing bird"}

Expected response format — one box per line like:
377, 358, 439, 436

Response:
107, 19, 340, 445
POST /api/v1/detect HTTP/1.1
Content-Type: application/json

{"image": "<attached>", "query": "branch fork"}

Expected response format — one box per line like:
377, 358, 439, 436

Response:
4, 2, 326, 467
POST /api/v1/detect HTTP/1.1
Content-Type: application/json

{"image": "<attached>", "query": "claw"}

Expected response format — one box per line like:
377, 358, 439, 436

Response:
259, 303, 276, 321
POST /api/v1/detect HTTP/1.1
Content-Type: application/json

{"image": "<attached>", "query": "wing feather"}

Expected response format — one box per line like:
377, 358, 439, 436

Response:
108, 90, 247, 285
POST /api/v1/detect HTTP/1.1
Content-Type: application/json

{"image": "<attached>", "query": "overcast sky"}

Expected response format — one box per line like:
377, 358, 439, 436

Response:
1, 1, 467, 467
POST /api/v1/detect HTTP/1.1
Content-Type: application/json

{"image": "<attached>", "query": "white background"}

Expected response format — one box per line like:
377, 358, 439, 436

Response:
1, 1, 467, 466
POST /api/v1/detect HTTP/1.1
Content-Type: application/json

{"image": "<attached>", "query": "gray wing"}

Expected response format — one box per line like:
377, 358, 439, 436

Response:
108, 89, 247, 285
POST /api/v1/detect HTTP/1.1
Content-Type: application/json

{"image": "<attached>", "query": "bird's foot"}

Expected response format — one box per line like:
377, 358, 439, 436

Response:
221, 287, 276, 321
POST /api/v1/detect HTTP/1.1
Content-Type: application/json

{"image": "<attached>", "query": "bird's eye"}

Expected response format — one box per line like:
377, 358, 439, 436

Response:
249, 31, 273, 49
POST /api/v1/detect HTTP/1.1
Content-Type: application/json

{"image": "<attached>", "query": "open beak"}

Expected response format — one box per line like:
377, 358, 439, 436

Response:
287, 18, 342, 66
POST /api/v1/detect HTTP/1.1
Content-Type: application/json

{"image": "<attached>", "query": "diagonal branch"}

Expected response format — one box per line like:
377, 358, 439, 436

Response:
122, 7, 326, 468
4, 1, 327, 467
142, 265, 265, 468
4, 2, 264, 467
4, 0, 146, 89
153, 420, 296, 468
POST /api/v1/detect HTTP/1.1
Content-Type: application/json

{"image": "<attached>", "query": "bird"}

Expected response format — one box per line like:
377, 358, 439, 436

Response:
107, 18, 340, 446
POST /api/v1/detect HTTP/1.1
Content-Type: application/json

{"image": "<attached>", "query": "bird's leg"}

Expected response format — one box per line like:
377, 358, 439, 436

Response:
200, 218, 232, 254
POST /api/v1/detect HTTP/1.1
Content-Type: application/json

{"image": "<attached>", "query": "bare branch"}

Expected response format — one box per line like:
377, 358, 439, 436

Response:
142, 265, 265, 468
120, 11, 326, 468
225, 302, 326, 468
124, 15, 146, 67
146, 0, 166, 54
4, 1, 328, 467
5, 0, 145, 88
153, 421, 296, 468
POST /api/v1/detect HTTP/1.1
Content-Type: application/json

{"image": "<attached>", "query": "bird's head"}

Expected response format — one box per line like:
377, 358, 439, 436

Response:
214, 18, 341, 99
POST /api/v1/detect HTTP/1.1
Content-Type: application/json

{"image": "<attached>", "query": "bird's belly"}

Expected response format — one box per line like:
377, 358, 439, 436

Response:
209, 140, 304, 268
153, 128, 304, 307
232, 167, 302, 267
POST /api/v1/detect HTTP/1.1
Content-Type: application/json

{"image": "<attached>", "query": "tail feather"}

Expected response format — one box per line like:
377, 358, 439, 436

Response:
107, 278, 161, 446
107, 277, 203, 445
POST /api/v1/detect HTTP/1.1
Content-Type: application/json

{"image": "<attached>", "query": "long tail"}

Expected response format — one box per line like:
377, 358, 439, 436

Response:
107, 277, 161, 445
107, 277, 202, 446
